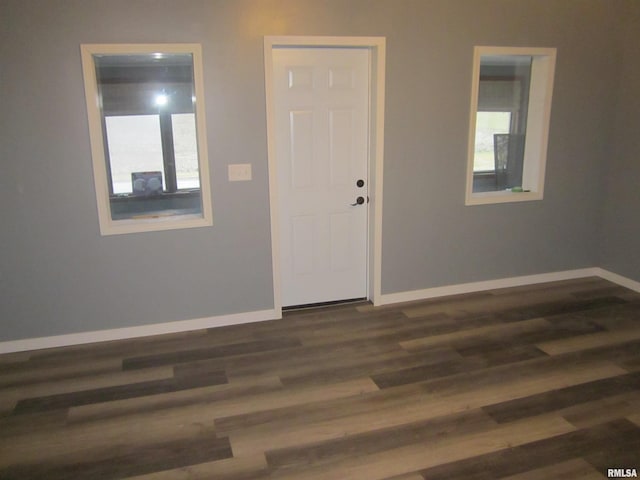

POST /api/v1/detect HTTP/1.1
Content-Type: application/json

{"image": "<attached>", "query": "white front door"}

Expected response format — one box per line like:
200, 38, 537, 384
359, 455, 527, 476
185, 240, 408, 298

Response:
272, 47, 370, 307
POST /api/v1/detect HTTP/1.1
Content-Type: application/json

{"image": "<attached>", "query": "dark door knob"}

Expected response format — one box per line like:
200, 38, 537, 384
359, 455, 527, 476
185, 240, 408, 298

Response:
351, 196, 365, 206
356, 179, 365, 188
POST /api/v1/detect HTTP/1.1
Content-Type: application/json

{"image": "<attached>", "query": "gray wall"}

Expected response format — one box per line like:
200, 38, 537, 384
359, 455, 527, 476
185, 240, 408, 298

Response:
600, 1, 640, 282
0, 0, 635, 342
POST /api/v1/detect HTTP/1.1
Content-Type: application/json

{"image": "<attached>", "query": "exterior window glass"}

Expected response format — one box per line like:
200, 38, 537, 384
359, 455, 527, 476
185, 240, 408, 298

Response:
473, 111, 512, 172
172, 113, 200, 190
105, 115, 164, 195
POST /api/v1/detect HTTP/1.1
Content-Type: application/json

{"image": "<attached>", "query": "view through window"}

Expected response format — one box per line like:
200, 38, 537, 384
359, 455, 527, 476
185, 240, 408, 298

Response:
473, 111, 512, 172
81, 44, 212, 234
466, 47, 556, 205
105, 113, 199, 194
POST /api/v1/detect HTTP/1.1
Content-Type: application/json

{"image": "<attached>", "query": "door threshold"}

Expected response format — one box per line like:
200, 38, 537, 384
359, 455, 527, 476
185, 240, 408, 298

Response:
283, 297, 368, 312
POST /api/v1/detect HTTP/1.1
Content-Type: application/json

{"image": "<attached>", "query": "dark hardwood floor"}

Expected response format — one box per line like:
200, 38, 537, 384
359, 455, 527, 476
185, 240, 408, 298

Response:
1, 277, 639, 479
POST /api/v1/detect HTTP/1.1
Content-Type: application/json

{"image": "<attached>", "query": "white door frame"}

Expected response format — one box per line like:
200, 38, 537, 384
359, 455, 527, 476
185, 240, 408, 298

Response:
264, 36, 386, 316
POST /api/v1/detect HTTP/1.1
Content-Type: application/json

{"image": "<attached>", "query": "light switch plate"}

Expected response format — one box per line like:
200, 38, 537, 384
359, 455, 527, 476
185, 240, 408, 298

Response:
228, 163, 252, 181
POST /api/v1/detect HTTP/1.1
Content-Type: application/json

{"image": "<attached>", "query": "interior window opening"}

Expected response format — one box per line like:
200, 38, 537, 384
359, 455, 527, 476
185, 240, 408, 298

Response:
466, 47, 556, 205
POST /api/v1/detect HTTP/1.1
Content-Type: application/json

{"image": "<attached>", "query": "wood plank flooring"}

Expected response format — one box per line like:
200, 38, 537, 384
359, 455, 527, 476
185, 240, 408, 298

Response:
1, 277, 639, 479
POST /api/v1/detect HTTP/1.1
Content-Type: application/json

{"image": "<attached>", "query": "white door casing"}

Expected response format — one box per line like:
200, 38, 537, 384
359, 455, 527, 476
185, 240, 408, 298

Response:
273, 47, 369, 307
264, 36, 386, 313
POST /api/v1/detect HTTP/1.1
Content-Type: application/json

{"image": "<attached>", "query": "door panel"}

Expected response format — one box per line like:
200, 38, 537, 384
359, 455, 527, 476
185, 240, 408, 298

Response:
273, 47, 370, 307
329, 109, 354, 187
290, 110, 314, 188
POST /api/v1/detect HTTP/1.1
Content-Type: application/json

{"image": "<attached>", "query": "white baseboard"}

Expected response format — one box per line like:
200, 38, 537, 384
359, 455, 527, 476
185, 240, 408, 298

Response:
0, 309, 280, 354
595, 268, 640, 293
376, 268, 602, 306
2, 267, 637, 355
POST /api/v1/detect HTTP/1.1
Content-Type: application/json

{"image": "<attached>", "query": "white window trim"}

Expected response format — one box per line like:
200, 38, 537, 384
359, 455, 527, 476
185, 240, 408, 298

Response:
465, 46, 556, 206
80, 43, 213, 235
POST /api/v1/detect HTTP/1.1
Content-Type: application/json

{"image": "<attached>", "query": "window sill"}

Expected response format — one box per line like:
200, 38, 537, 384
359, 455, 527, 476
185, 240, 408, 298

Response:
109, 190, 200, 202
465, 189, 543, 206
102, 190, 210, 235
100, 213, 212, 236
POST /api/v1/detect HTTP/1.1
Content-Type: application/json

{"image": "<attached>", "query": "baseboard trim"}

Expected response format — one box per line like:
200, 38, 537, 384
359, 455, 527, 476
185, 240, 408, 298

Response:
376, 268, 602, 306
595, 268, 640, 293
2, 267, 637, 355
0, 309, 280, 354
